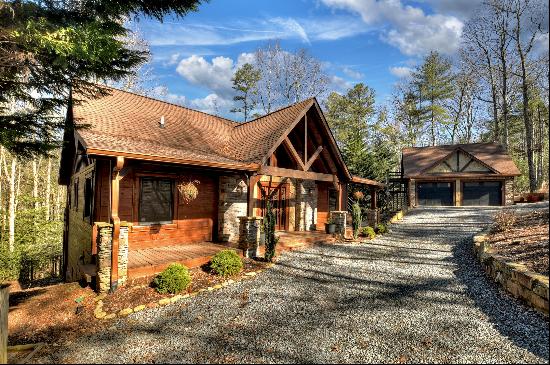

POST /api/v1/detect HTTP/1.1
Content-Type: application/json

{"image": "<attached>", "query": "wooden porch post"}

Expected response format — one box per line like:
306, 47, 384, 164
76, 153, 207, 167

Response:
0, 284, 8, 364
247, 174, 260, 217
370, 186, 377, 209
110, 156, 124, 291
337, 181, 346, 211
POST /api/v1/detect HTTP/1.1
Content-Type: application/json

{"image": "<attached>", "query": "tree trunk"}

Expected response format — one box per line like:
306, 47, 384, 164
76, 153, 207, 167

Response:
485, 53, 500, 142
8, 157, 16, 252
32, 158, 40, 210
430, 97, 436, 146
45, 158, 52, 221
499, 49, 509, 148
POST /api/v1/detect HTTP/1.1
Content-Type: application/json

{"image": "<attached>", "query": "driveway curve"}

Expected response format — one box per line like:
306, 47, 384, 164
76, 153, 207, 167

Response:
37, 206, 549, 364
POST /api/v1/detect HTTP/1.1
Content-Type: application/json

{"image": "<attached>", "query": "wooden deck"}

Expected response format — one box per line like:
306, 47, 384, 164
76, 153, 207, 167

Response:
128, 231, 335, 280
128, 242, 238, 279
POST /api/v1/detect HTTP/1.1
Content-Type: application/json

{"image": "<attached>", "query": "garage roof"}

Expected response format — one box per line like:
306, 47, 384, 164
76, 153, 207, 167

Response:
402, 143, 521, 178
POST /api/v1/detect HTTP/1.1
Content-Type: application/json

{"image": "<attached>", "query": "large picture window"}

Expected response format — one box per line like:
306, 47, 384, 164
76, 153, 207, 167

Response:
139, 177, 173, 225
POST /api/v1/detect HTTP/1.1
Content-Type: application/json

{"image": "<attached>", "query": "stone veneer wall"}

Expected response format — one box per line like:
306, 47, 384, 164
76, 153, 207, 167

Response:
66, 163, 95, 282
473, 230, 549, 316
96, 223, 130, 293
366, 209, 379, 227
505, 179, 514, 205
238, 217, 263, 258
330, 211, 347, 235
296, 179, 318, 231
408, 179, 416, 208
218, 175, 248, 242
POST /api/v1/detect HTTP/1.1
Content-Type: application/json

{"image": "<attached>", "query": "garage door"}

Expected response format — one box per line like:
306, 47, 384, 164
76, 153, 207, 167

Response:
417, 182, 453, 206
462, 181, 502, 206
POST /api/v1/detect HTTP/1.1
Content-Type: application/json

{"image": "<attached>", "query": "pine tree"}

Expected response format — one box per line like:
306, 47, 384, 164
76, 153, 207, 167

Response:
412, 51, 455, 146
0, 0, 203, 158
325, 83, 375, 177
231, 63, 261, 122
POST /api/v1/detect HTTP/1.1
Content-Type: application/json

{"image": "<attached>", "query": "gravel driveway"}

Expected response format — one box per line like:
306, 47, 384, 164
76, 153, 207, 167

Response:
37, 206, 549, 364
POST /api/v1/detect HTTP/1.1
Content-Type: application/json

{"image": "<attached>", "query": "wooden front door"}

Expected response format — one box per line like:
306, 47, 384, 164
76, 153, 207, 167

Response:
260, 183, 289, 231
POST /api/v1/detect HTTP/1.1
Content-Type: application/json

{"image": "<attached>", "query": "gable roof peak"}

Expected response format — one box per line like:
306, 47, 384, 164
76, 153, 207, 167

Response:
234, 97, 316, 127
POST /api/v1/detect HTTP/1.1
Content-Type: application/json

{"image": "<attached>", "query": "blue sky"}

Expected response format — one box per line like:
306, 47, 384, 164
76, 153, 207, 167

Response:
133, 0, 483, 118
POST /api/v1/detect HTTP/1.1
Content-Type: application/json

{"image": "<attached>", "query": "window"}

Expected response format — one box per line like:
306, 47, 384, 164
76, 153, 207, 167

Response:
139, 177, 173, 225
73, 180, 79, 210
83, 177, 93, 222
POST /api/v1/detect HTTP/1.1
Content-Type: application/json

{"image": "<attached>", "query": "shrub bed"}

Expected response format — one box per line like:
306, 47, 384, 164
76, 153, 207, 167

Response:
153, 263, 191, 294
210, 250, 243, 277
375, 223, 387, 234
360, 226, 376, 239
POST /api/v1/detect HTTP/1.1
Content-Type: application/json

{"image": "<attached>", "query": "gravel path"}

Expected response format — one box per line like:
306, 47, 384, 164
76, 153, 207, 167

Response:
36, 206, 549, 364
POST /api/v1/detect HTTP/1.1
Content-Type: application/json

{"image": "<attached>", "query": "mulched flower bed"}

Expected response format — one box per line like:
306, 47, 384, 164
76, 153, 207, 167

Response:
102, 258, 268, 314
8, 282, 102, 346
7, 258, 269, 348
488, 209, 549, 276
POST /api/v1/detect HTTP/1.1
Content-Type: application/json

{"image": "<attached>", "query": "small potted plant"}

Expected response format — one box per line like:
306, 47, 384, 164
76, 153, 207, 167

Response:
325, 217, 336, 234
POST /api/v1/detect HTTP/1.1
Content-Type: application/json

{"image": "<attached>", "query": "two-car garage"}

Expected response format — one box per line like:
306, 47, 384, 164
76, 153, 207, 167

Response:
416, 181, 503, 206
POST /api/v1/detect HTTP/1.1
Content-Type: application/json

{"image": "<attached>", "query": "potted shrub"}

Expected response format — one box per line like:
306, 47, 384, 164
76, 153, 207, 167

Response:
325, 217, 336, 234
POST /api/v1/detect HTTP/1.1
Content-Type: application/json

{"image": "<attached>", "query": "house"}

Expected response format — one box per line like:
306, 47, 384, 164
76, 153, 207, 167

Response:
59, 86, 384, 292
401, 143, 521, 207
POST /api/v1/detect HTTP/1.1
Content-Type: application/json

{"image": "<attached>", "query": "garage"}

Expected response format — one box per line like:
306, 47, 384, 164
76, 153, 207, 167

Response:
403, 143, 520, 207
417, 182, 454, 206
462, 181, 502, 206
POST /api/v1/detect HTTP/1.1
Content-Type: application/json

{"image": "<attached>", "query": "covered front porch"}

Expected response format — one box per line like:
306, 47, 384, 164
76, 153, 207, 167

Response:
127, 242, 240, 280
124, 230, 336, 281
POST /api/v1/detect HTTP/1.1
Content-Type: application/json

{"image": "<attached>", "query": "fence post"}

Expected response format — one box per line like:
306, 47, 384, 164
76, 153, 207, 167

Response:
0, 284, 9, 364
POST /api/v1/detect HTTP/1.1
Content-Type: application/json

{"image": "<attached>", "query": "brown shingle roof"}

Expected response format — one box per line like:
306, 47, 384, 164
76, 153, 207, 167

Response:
72, 87, 314, 170
227, 99, 314, 163
402, 143, 521, 178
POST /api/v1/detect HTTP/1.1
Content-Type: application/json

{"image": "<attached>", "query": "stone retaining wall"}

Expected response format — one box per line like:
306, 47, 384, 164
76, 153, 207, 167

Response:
473, 230, 549, 316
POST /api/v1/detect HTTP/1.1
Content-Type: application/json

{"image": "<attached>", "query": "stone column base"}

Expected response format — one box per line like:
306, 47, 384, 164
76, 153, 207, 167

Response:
366, 209, 379, 227
238, 217, 263, 258
330, 211, 347, 235
96, 222, 130, 293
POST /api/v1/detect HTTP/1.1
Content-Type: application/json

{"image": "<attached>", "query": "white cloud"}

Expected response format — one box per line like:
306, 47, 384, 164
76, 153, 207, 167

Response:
144, 16, 367, 48
342, 66, 364, 79
176, 55, 236, 98
330, 75, 353, 92
189, 93, 234, 115
173, 53, 262, 116
167, 53, 181, 65
165, 93, 187, 106
389, 66, 413, 78
269, 17, 310, 44
236, 52, 256, 67
321, 0, 464, 56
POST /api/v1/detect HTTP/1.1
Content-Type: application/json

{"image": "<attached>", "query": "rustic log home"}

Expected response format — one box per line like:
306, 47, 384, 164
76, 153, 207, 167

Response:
59, 86, 383, 292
